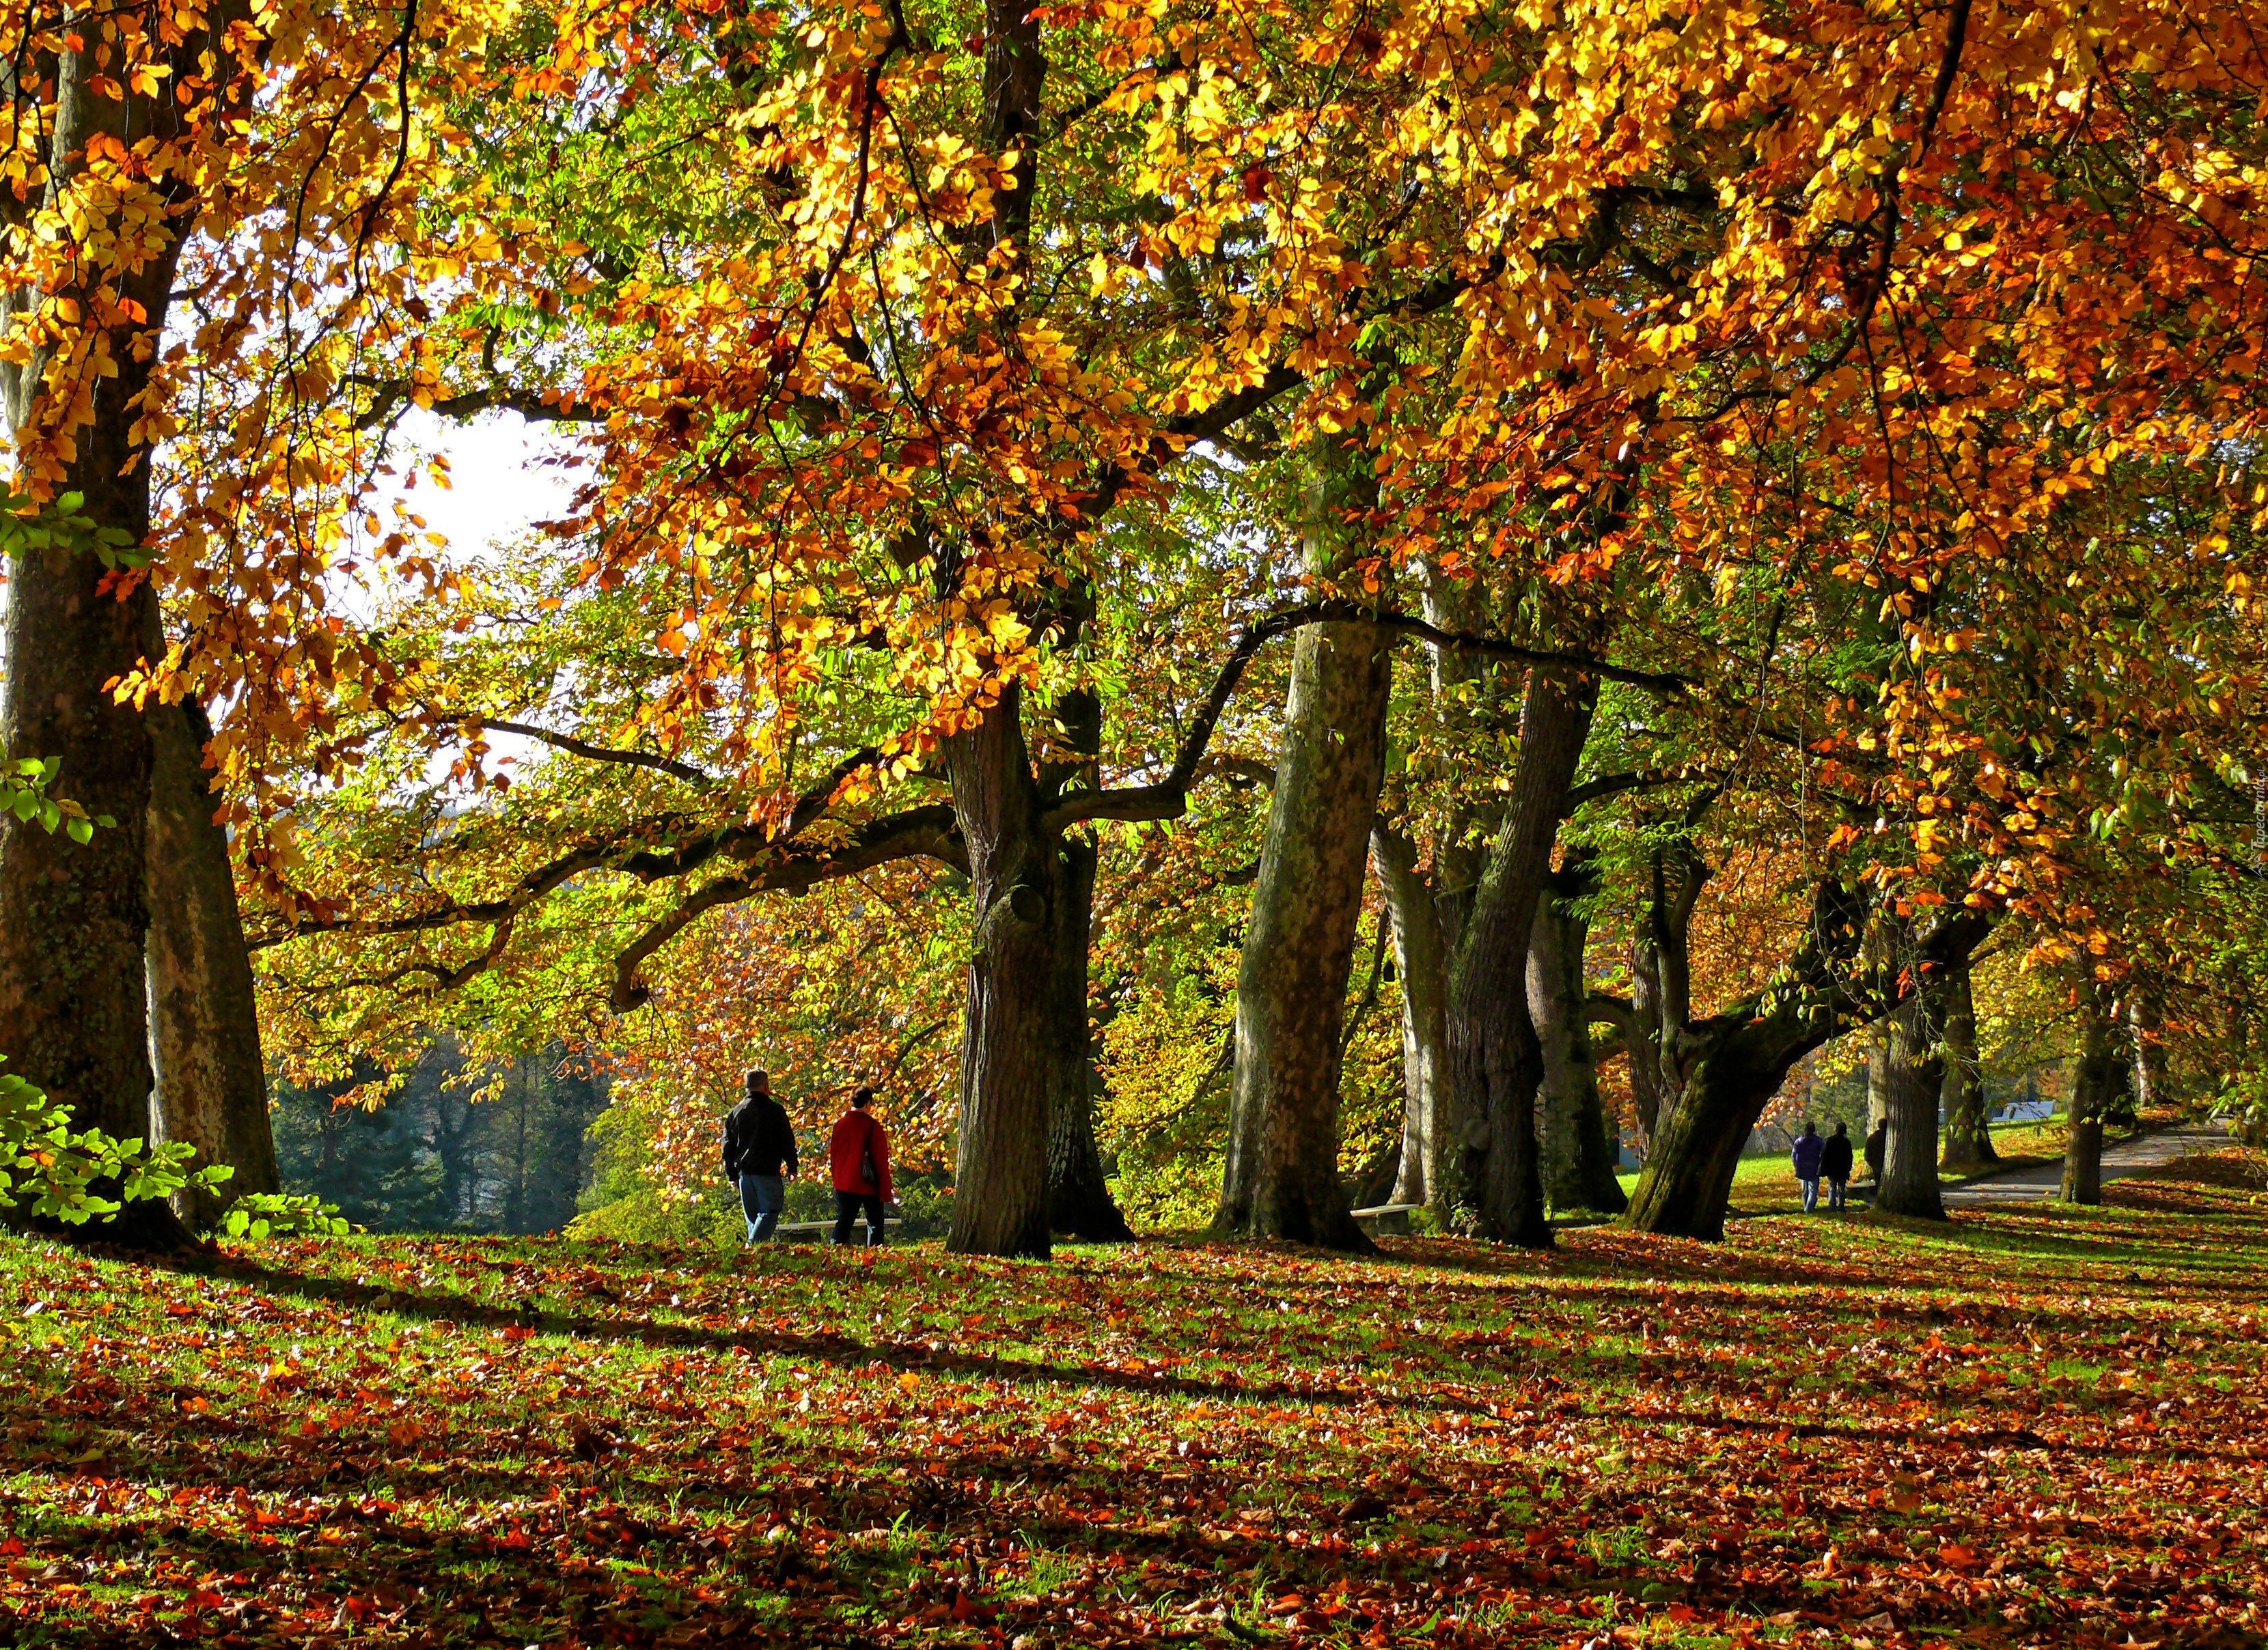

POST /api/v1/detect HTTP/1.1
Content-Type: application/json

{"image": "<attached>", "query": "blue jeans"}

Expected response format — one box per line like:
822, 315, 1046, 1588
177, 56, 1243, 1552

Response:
1799, 1177, 1821, 1213
738, 1173, 785, 1243
1828, 1178, 1848, 1210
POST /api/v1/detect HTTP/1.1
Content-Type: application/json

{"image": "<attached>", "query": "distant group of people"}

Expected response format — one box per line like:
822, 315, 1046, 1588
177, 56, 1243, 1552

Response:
1789, 1118, 1890, 1212
720, 1070, 894, 1246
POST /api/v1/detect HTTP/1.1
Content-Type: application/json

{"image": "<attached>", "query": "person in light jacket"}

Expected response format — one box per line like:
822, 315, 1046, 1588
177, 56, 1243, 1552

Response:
828, 1087, 892, 1246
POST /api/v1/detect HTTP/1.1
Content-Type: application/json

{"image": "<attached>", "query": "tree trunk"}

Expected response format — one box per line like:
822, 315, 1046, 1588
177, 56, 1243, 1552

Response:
1875, 993, 1948, 1220
1048, 826, 1133, 1240
2061, 988, 2118, 1205
1216, 611, 1392, 1250
146, 697, 278, 1231
1937, 957, 1995, 1173
1622, 1011, 1837, 1238
1373, 824, 1450, 1216
1622, 878, 1877, 1238
2127, 994, 2162, 1117
945, 683, 1057, 1258
1530, 858, 1626, 1214
0, 533, 180, 1246
1443, 671, 1597, 1247
1623, 933, 1668, 1150
0, 0, 240, 1257
1865, 1017, 1893, 1136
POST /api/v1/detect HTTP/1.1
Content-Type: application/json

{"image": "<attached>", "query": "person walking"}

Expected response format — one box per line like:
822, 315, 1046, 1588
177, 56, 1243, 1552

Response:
1790, 1119, 1826, 1214
722, 1069, 798, 1244
828, 1087, 892, 1247
1821, 1120, 1855, 1210
1864, 1119, 1888, 1188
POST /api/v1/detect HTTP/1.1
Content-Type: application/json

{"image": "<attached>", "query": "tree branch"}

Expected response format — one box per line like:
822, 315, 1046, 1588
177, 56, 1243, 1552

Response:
1042, 602, 1687, 833
349, 375, 607, 432
478, 718, 716, 787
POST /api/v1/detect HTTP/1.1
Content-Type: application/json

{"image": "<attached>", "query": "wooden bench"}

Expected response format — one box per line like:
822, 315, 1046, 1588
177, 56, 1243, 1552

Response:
764, 1212, 898, 1242
1350, 1202, 1422, 1235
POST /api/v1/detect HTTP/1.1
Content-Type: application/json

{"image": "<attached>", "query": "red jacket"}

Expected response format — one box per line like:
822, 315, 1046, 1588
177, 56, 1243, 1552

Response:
829, 1109, 891, 1199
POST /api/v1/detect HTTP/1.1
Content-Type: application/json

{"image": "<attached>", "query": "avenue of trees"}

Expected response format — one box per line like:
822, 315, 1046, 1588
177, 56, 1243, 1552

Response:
1, 0, 2265, 1256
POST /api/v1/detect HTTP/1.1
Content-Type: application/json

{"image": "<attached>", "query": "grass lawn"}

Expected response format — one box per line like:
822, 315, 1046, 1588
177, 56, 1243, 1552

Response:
2, 1147, 2263, 1649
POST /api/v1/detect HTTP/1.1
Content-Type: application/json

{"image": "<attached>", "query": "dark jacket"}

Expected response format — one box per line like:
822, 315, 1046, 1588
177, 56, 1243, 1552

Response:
1791, 1132, 1826, 1180
1820, 1132, 1855, 1181
829, 1109, 891, 1199
723, 1095, 798, 1179
1864, 1124, 1887, 1177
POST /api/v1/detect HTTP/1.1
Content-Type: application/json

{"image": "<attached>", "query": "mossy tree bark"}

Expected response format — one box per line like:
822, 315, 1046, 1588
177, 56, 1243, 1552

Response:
1043, 693, 1131, 1242
1216, 610, 1392, 1250
1530, 853, 1626, 1214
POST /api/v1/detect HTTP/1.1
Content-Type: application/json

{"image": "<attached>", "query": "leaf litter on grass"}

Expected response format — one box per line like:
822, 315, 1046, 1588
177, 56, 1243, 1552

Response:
0, 1148, 2263, 1649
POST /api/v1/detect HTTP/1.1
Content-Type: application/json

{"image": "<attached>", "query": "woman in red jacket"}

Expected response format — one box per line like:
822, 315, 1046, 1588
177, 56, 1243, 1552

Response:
828, 1087, 892, 1246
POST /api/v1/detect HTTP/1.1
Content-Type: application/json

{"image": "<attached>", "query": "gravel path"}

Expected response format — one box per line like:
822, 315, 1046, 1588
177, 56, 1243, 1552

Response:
1932, 1120, 2231, 1207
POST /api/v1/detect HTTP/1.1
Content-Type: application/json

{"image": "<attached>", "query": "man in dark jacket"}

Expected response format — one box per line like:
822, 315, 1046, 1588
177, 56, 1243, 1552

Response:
1820, 1120, 1855, 1210
723, 1070, 798, 1244
1864, 1119, 1888, 1188
1790, 1120, 1827, 1213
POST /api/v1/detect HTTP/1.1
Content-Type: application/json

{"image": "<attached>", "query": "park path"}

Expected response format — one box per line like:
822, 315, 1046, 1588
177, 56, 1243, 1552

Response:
1935, 1121, 2231, 1207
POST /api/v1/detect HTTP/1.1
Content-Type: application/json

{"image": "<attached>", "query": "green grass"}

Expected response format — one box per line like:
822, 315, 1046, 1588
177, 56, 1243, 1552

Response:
1611, 1110, 2185, 1214
1, 1146, 2263, 1647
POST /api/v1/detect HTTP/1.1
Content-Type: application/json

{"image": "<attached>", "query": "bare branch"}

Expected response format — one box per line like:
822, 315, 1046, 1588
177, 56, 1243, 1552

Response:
479, 718, 716, 787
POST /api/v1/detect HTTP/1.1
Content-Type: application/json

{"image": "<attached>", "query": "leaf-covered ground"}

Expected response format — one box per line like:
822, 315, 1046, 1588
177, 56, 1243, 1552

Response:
3, 1149, 2263, 1650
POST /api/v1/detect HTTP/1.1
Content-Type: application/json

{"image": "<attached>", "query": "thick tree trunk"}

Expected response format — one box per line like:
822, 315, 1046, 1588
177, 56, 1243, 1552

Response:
1622, 878, 1881, 1238
1444, 672, 1597, 1247
0, 72, 200, 1247
1622, 1016, 1820, 1239
1373, 825, 1450, 1216
945, 684, 1056, 1257
1047, 827, 1132, 1240
1530, 859, 1626, 1214
2061, 989, 2118, 1205
1216, 611, 1392, 1250
0, 525, 182, 1247
1875, 993, 1948, 1220
1937, 958, 1996, 1173
146, 697, 278, 1230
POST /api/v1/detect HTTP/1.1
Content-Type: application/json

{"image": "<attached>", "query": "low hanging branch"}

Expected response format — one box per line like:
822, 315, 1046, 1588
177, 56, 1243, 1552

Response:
265, 603, 1675, 1003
